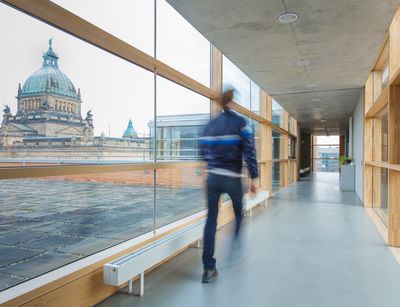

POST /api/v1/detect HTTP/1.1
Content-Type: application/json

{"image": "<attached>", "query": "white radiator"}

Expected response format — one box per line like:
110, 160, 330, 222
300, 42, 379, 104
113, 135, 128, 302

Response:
104, 220, 205, 295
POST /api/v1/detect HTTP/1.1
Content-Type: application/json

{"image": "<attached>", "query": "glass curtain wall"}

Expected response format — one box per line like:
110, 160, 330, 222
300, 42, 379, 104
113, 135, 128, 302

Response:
0, 0, 297, 292
272, 99, 284, 127
0, 1, 208, 291
222, 56, 251, 109
272, 130, 282, 191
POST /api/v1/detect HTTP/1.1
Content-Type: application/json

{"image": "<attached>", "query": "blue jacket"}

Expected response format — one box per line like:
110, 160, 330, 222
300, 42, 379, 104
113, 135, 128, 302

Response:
199, 108, 259, 179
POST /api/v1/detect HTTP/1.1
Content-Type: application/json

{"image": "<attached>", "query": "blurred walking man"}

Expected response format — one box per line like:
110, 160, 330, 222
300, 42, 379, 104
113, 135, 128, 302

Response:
199, 89, 258, 283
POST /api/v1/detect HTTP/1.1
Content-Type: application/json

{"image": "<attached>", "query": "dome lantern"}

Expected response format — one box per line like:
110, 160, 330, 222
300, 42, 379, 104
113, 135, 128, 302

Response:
18, 39, 81, 101
42, 38, 59, 68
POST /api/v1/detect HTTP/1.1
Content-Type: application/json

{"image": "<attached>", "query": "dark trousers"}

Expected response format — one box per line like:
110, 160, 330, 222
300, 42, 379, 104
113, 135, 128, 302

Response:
202, 173, 243, 270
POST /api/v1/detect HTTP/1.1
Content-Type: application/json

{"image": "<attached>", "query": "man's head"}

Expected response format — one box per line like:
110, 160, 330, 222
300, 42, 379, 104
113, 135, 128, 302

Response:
221, 89, 234, 107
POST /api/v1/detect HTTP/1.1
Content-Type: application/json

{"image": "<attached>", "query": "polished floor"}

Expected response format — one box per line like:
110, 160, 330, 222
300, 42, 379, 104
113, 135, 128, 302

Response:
98, 172, 400, 307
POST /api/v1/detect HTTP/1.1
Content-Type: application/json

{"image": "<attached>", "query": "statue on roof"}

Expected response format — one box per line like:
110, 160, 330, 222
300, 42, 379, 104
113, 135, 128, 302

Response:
85, 110, 94, 127
3, 104, 10, 115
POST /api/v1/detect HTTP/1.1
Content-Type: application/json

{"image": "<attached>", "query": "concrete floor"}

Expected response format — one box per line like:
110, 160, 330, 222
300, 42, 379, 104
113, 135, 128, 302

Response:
98, 172, 400, 307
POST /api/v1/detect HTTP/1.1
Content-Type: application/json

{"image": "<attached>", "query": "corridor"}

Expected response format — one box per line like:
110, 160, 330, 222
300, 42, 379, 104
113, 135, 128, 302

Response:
98, 173, 400, 307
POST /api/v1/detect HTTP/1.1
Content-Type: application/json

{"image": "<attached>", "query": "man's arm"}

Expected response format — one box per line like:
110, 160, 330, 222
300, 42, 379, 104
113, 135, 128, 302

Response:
239, 123, 259, 180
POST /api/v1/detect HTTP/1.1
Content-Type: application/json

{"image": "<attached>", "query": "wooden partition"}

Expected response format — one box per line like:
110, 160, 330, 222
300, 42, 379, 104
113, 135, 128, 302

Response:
364, 6, 400, 246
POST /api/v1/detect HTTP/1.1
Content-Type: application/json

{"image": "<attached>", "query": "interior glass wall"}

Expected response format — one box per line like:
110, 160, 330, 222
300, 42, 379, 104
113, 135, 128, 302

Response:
373, 167, 389, 226
372, 110, 389, 162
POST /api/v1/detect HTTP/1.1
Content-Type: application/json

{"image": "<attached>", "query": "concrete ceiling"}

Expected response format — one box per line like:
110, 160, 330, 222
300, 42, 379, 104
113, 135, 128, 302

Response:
166, 0, 399, 135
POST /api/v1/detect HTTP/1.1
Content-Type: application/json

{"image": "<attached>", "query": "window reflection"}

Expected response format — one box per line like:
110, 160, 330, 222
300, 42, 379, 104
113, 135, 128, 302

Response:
153, 76, 210, 161
0, 4, 154, 164
156, 0, 210, 86
223, 56, 251, 109
272, 99, 284, 127
52, 0, 155, 56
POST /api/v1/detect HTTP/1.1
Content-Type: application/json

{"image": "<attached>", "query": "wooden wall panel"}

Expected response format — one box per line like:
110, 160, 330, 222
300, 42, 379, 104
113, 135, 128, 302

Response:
372, 118, 382, 161
365, 73, 374, 112
389, 86, 400, 164
211, 46, 223, 116
372, 167, 382, 208
390, 7, 400, 80
364, 164, 373, 208
282, 111, 289, 131
388, 170, 400, 246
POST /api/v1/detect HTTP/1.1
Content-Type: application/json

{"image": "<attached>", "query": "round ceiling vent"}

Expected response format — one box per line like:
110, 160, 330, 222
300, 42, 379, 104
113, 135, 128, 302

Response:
278, 12, 298, 24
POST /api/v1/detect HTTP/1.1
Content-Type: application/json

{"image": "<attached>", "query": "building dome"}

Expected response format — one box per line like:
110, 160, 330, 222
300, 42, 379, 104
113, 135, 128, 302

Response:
19, 39, 80, 101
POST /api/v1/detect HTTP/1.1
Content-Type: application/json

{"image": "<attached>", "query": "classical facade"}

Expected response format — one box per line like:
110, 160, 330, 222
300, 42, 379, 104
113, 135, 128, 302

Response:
0, 40, 149, 162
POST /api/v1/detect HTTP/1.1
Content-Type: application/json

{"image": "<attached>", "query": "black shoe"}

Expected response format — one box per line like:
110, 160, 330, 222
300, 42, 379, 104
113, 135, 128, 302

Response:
201, 269, 218, 283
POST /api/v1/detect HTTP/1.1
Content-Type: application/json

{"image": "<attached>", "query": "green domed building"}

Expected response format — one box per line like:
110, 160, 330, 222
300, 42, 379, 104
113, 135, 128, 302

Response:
1, 39, 93, 146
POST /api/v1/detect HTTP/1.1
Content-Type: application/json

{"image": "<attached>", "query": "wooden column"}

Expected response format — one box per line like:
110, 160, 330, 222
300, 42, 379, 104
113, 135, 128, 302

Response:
388, 85, 400, 246
211, 46, 222, 117
260, 91, 272, 194
388, 170, 400, 246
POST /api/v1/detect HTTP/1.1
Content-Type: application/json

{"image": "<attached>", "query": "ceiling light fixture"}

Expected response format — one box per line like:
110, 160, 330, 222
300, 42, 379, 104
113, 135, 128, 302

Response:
312, 98, 321, 102
297, 60, 310, 66
320, 119, 327, 123
305, 83, 317, 88
278, 12, 298, 24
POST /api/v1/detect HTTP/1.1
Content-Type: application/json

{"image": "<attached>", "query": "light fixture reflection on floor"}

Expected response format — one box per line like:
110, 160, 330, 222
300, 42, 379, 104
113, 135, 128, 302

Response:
278, 12, 298, 24
297, 60, 310, 66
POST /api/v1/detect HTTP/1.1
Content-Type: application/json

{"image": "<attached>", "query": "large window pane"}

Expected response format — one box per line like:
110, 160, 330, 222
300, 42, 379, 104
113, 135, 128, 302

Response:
272, 161, 281, 192
288, 137, 296, 159
52, 0, 154, 56
223, 56, 250, 109
157, 0, 210, 86
0, 169, 154, 290
272, 99, 284, 127
153, 76, 210, 161
251, 119, 261, 158
0, 4, 154, 164
156, 166, 206, 227
272, 130, 282, 160
251, 81, 260, 114
373, 167, 388, 226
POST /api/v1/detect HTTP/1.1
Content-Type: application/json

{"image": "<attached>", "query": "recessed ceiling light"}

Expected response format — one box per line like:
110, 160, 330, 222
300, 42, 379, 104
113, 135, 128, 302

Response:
312, 98, 321, 102
278, 12, 298, 24
305, 83, 317, 88
297, 60, 310, 66
320, 119, 327, 123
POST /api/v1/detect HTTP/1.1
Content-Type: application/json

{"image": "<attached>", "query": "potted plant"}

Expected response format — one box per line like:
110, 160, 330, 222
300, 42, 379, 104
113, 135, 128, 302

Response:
339, 155, 352, 166
339, 156, 354, 191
